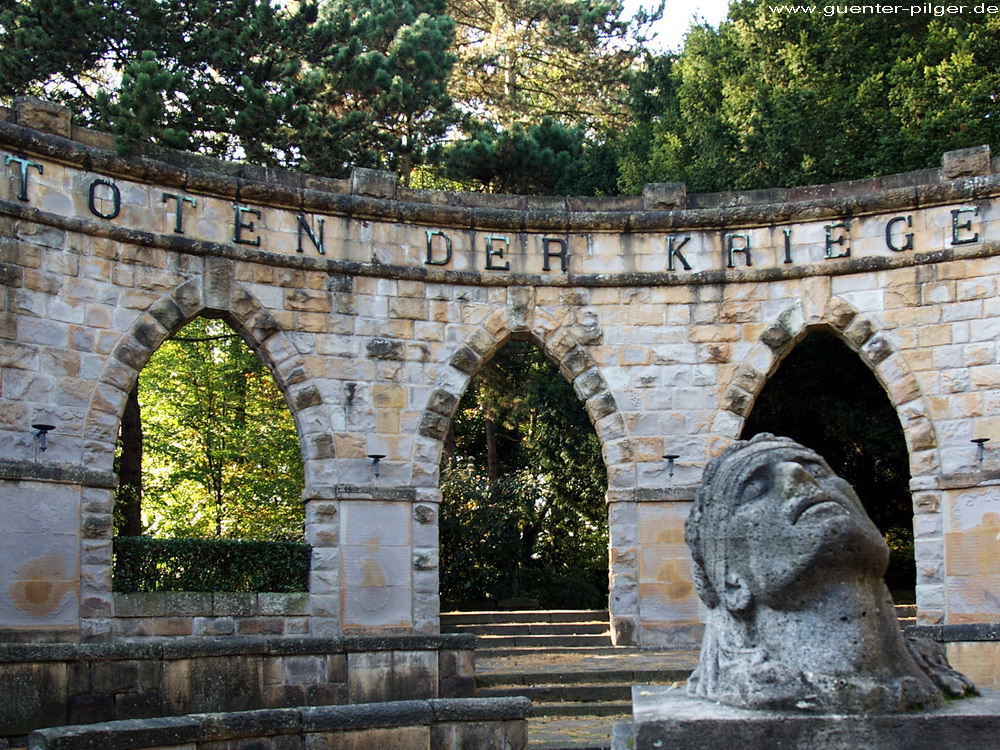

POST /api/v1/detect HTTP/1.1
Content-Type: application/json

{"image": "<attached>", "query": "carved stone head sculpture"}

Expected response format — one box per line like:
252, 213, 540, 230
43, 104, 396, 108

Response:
685, 433, 975, 713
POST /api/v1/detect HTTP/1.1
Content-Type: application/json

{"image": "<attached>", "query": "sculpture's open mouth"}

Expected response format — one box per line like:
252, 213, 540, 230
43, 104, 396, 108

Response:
790, 493, 844, 524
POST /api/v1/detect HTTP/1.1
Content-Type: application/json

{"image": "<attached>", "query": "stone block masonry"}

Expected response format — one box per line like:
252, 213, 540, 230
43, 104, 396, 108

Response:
2, 97, 1000, 648
0, 633, 474, 738
25, 697, 531, 750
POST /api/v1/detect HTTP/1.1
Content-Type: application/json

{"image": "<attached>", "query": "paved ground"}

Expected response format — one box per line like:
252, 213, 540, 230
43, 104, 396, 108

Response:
477, 648, 700, 748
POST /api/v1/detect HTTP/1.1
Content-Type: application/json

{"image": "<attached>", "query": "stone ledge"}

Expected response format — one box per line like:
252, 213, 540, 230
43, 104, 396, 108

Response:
620, 685, 1000, 750
332, 485, 418, 501
1, 111, 998, 232
0, 459, 117, 488
606, 487, 698, 503
907, 623, 1000, 642
0, 634, 475, 664
3, 195, 1000, 289
940, 470, 1000, 490
26, 698, 531, 750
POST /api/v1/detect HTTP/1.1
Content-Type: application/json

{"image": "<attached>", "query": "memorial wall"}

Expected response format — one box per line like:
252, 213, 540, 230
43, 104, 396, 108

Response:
2, 99, 999, 656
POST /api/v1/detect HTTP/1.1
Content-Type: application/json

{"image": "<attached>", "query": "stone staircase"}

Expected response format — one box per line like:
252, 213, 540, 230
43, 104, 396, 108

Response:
441, 603, 920, 748
441, 609, 693, 725
442, 609, 615, 657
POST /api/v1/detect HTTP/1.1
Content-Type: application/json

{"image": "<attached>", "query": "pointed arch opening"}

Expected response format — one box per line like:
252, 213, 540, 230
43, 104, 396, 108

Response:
113, 315, 308, 593
741, 329, 915, 600
439, 336, 610, 611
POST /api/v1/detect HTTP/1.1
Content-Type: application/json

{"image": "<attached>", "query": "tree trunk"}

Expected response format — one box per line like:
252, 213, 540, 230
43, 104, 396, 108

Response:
485, 416, 498, 485
119, 382, 143, 536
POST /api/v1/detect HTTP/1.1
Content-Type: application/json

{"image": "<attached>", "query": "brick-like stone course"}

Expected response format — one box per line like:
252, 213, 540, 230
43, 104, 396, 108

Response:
0, 634, 474, 738
25, 698, 531, 750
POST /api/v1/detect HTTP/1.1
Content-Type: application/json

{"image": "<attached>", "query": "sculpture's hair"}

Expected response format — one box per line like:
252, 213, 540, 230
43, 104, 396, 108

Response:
685, 432, 802, 608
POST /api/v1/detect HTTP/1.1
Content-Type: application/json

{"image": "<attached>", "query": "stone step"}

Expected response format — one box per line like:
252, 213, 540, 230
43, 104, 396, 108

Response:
895, 604, 917, 618
477, 668, 690, 688
445, 621, 610, 637
477, 645, 626, 658
482, 683, 633, 703
530, 715, 622, 750
441, 609, 608, 626
530, 701, 633, 718
473, 633, 613, 649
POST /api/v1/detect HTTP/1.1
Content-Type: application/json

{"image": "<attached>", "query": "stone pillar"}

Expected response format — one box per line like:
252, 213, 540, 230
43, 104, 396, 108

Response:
305, 488, 341, 636
0, 463, 115, 643
911, 478, 945, 626
608, 491, 639, 645
412, 488, 441, 635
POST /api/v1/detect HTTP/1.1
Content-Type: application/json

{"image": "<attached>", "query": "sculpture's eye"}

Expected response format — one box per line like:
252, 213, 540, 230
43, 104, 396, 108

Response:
804, 461, 830, 478
742, 470, 769, 502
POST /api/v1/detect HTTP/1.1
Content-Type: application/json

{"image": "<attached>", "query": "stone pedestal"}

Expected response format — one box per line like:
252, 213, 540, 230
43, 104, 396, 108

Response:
614, 685, 1000, 750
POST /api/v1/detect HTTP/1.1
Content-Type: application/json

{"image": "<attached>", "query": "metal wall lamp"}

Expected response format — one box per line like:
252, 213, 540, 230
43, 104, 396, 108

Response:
972, 438, 990, 465
368, 454, 386, 478
32, 423, 55, 452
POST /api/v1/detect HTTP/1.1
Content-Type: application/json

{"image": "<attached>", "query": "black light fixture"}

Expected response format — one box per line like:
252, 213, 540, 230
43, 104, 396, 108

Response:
368, 454, 386, 478
972, 438, 990, 465
32, 423, 55, 452
663, 454, 680, 479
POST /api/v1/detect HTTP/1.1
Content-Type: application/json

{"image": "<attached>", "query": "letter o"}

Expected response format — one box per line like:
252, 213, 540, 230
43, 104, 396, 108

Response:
88, 179, 121, 219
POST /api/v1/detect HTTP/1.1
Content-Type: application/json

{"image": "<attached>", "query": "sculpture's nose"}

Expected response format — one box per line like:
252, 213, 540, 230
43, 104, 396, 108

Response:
775, 461, 819, 497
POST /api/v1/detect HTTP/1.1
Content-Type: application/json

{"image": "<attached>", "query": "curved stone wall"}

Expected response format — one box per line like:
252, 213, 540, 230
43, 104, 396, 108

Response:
2, 98, 999, 646
25, 697, 530, 750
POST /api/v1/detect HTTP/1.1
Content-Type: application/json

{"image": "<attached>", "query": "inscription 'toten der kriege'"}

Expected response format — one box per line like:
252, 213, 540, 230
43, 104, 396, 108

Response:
3, 153, 987, 275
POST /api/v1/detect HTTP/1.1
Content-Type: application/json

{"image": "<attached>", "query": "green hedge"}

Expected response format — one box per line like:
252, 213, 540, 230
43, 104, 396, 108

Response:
113, 536, 311, 593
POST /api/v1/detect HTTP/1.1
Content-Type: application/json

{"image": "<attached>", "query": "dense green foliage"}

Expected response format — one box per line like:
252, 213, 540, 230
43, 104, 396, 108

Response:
742, 332, 915, 594
118, 317, 305, 540
7, 1, 999, 193
618, 5, 1000, 193
113, 536, 310, 592
1, 0, 457, 174
440, 341, 609, 609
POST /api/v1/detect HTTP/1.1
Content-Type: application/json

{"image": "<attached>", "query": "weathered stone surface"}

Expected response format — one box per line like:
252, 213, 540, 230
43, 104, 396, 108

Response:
643, 182, 687, 210
684, 434, 970, 713
4, 114, 1000, 654
622, 686, 1000, 750
942, 145, 992, 179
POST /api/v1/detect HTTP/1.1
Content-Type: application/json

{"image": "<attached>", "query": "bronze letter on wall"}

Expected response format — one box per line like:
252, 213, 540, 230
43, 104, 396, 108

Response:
297, 214, 325, 254
4, 156, 43, 201
824, 222, 850, 259
542, 238, 569, 272
951, 207, 980, 246
162, 192, 196, 234
885, 216, 914, 252
485, 235, 511, 270
88, 179, 121, 219
233, 205, 262, 246
726, 234, 752, 268
425, 230, 453, 266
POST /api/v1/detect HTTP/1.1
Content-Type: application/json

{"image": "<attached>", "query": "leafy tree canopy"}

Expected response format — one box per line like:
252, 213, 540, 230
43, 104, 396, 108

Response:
618, 5, 1000, 193
447, 0, 661, 131
0, 0, 458, 176
123, 317, 305, 541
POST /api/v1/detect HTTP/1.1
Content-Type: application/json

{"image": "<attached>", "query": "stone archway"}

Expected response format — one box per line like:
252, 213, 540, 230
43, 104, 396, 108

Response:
413, 303, 632, 489
714, 297, 945, 623
412, 297, 631, 634
80, 271, 336, 637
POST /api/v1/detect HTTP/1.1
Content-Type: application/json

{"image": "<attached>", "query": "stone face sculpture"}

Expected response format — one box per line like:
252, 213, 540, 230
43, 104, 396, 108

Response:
685, 433, 975, 714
